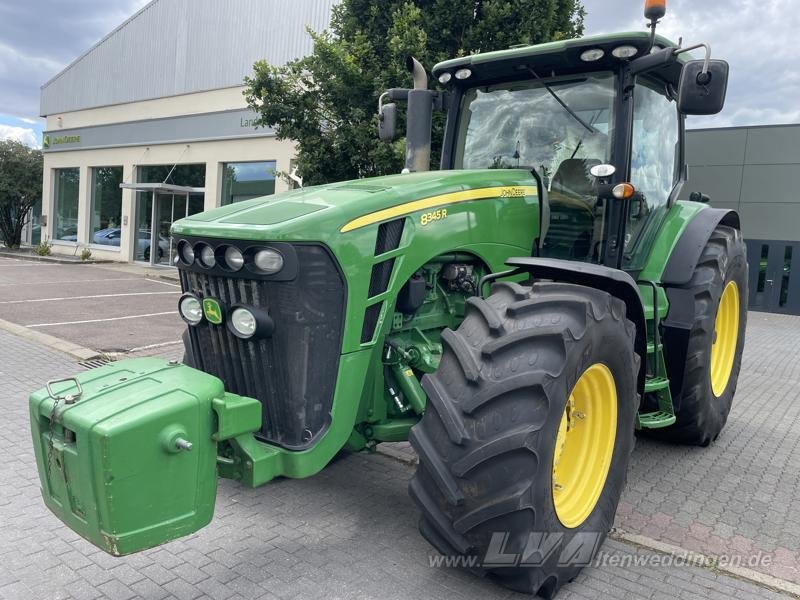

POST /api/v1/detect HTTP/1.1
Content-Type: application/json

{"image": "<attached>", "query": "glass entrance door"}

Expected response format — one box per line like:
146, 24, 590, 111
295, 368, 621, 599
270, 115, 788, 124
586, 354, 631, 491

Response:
145, 192, 204, 266
152, 193, 184, 266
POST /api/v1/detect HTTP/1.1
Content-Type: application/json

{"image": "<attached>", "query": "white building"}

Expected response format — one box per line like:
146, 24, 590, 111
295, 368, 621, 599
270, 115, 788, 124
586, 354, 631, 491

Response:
34, 0, 334, 264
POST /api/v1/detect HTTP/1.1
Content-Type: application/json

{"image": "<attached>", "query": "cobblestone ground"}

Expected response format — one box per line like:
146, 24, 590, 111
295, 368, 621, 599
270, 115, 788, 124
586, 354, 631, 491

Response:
1, 315, 796, 600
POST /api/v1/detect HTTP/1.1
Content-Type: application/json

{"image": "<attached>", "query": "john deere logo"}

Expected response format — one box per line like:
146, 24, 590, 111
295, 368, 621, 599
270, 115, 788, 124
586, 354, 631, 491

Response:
202, 298, 223, 325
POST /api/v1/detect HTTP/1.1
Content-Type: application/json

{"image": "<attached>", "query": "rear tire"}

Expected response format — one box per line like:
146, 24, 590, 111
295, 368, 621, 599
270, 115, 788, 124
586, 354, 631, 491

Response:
410, 281, 639, 597
652, 225, 748, 446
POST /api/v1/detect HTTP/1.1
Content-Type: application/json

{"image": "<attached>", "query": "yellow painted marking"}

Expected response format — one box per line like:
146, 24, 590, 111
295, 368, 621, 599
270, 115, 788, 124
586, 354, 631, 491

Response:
339, 185, 537, 233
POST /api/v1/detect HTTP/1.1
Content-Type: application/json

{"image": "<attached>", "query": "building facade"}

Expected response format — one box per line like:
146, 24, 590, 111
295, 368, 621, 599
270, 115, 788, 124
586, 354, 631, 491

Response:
685, 123, 800, 314
33, 0, 335, 265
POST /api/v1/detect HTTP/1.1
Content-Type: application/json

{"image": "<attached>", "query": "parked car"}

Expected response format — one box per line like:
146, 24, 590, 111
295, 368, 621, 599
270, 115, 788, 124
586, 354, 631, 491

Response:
62, 228, 170, 261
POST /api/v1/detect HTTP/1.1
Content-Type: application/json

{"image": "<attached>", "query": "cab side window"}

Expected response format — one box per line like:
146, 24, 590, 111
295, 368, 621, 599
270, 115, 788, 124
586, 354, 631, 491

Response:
625, 81, 680, 263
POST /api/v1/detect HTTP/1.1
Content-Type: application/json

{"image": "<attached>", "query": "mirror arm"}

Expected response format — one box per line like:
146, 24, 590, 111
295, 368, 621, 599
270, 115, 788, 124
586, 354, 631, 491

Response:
673, 43, 712, 82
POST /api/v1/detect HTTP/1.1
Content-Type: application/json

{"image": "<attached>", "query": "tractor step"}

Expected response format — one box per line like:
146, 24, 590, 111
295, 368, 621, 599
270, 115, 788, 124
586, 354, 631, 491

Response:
644, 377, 670, 393
638, 410, 677, 428
646, 341, 663, 354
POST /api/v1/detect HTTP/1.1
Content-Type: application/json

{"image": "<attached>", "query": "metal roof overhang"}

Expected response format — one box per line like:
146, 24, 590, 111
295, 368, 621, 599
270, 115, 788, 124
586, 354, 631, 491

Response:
119, 183, 205, 194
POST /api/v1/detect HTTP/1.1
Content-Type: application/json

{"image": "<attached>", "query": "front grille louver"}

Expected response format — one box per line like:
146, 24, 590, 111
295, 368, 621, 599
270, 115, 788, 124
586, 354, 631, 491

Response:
180, 242, 345, 450
374, 219, 405, 255
359, 218, 405, 345
368, 258, 395, 298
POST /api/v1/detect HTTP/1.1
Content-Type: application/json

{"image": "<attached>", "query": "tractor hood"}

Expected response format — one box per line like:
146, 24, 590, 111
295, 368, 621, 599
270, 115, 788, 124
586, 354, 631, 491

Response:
171, 169, 539, 241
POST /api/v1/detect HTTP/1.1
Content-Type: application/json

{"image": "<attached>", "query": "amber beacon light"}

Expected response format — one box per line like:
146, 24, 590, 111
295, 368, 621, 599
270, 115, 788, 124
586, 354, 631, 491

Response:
645, 0, 666, 21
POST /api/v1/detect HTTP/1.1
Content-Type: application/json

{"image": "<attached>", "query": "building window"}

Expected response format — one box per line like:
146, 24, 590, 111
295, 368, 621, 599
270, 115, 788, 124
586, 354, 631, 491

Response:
221, 161, 276, 205
29, 199, 42, 246
90, 166, 123, 248
53, 168, 80, 241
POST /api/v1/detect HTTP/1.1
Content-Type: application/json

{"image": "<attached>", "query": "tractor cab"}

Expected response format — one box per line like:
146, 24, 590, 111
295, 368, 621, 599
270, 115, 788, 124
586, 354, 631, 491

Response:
381, 6, 729, 275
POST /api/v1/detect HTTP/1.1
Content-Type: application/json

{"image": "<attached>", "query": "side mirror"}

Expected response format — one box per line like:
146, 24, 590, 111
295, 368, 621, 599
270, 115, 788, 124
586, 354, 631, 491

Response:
678, 59, 729, 115
378, 103, 397, 142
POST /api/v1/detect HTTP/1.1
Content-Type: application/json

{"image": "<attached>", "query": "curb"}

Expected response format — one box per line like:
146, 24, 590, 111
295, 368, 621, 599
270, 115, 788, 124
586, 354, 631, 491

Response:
611, 531, 800, 599
0, 317, 101, 362
0, 251, 111, 265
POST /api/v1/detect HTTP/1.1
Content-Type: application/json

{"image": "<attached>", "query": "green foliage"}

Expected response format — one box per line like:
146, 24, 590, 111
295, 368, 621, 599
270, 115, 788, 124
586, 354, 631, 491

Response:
245, 0, 585, 186
80, 247, 92, 261
34, 238, 52, 256
0, 140, 43, 248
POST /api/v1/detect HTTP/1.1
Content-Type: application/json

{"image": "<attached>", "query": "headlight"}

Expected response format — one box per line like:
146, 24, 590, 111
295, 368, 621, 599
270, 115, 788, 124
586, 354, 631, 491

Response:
179, 294, 203, 325
178, 241, 194, 265
223, 246, 244, 271
454, 68, 472, 80
227, 305, 275, 339
253, 249, 284, 274
197, 244, 216, 268
230, 307, 257, 338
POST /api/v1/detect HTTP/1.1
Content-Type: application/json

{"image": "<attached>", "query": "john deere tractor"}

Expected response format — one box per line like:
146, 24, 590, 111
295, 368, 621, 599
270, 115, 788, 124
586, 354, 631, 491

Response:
30, 2, 747, 596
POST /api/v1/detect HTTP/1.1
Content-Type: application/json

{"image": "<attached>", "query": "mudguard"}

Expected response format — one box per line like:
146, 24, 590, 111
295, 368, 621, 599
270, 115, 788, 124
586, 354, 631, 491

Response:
504, 257, 647, 395
661, 208, 740, 286
660, 208, 741, 399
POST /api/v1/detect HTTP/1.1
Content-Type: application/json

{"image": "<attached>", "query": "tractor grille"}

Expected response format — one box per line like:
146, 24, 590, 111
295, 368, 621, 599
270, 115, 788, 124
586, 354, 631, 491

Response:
179, 243, 345, 450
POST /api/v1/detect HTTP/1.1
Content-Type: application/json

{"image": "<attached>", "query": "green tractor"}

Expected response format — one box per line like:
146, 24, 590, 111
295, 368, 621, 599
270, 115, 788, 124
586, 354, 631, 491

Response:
30, 2, 748, 596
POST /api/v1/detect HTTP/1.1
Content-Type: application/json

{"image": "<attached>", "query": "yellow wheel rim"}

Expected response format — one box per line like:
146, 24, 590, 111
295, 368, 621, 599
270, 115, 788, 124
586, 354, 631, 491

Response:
710, 280, 740, 397
552, 363, 617, 528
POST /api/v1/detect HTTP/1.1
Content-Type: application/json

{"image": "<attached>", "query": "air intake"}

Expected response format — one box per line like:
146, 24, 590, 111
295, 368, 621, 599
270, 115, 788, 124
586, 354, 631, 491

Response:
374, 219, 405, 255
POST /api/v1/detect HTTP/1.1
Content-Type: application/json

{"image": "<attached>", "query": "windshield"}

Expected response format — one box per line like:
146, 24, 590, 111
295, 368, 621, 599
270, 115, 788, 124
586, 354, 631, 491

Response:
454, 72, 617, 263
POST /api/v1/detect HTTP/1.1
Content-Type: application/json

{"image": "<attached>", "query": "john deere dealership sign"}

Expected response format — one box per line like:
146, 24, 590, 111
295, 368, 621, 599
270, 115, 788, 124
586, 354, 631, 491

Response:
42, 109, 274, 153
43, 134, 81, 149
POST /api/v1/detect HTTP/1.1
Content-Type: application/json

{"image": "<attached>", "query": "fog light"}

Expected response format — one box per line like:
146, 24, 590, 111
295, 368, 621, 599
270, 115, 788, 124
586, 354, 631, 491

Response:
178, 295, 203, 325
197, 244, 216, 268
178, 241, 194, 265
230, 307, 257, 338
223, 246, 244, 271
253, 249, 284, 274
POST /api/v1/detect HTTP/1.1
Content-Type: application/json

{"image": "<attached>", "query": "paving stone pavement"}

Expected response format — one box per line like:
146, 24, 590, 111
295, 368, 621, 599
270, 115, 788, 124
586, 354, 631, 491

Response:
1, 316, 796, 600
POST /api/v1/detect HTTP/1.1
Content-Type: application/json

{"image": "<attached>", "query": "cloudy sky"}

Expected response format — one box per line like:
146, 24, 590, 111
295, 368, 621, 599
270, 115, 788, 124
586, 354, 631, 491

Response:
0, 0, 797, 147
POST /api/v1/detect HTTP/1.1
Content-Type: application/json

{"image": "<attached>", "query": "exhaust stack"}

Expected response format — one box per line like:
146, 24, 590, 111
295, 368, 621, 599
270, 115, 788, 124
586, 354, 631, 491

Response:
404, 56, 433, 173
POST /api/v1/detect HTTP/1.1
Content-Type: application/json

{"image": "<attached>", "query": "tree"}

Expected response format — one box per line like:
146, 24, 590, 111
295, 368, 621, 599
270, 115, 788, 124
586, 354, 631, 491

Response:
0, 140, 43, 248
245, 0, 585, 186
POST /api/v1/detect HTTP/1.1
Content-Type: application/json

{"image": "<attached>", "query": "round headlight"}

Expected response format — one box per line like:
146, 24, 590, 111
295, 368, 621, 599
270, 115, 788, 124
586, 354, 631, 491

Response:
223, 246, 244, 271
253, 249, 284, 274
438, 72, 452, 85
454, 68, 472, 80
580, 48, 605, 62
197, 244, 216, 268
179, 295, 203, 325
612, 45, 638, 59
230, 307, 257, 338
178, 241, 194, 265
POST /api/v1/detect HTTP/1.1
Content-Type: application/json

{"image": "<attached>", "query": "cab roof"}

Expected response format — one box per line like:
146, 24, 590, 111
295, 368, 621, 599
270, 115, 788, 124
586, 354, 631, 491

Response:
432, 31, 684, 87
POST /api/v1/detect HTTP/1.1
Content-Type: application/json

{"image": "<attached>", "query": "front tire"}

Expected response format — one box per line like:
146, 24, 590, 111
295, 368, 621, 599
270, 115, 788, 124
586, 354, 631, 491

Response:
410, 281, 639, 597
